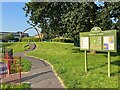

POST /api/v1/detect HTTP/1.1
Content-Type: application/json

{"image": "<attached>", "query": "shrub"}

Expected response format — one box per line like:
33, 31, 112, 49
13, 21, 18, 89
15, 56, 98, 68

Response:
52, 38, 74, 43
22, 37, 40, 42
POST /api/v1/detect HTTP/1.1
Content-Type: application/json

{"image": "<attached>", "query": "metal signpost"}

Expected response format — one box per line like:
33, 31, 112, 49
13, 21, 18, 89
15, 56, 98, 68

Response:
80, 27, 117, 77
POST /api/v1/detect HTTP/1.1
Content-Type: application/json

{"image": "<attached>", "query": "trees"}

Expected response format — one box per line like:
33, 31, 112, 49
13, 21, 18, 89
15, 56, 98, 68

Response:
23, 2, 120, 46
1, 33, 14, 42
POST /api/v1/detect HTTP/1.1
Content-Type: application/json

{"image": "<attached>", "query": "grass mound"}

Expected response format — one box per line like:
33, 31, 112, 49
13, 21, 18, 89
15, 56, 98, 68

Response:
27, 42, 119, 88
0, 42, 27, 53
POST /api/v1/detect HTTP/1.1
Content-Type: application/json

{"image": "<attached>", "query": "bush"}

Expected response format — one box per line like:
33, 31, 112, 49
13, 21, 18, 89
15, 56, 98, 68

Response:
22, 37, 40, 42
52, 38, 74, 43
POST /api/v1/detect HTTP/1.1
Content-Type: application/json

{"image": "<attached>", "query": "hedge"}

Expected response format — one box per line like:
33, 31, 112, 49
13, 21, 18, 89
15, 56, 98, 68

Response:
22, 37, 41, 42
52, 38, 74, 43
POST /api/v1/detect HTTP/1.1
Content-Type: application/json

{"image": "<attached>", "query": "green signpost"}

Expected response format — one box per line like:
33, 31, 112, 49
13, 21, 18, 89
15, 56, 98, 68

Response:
80, 27, 117, 77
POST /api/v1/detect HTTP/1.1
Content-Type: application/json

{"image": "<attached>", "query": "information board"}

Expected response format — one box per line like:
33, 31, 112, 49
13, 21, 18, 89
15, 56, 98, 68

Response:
80, 27, 117, 77
80, 37, 89, 49
80, 27, 117, 52
103, 36, 114, 50
90, 36, 102, 50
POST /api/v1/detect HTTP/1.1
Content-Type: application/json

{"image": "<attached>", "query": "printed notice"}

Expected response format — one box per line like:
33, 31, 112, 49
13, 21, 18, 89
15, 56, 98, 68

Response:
103, 36, 114, 50
80, 37, 89, 49
90, 36, 102, 50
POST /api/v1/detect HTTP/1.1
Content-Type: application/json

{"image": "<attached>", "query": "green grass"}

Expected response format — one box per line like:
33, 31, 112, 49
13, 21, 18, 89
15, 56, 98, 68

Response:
11, 58, 31, 73
27, 42, 119, 88
0, 42, 31, 89
0, 42, 27, 53
1, 83, 30, 90
21, 58, 31, 72
0, 42, 31, 73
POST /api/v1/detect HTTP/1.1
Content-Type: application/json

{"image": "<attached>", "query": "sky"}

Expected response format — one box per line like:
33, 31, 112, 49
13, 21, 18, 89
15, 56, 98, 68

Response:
1, 1, 113, 36
1, 1, 38, 36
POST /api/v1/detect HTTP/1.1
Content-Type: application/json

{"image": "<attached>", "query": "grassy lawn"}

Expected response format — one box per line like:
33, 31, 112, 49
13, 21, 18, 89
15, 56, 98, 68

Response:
0, 42, 27, 53
21, 58, 31, 72
1, 83, 30, 90
0, 42, 31, 73
11, 58, 31, 73
27, 42, 119, 88
0, 42, 31, 89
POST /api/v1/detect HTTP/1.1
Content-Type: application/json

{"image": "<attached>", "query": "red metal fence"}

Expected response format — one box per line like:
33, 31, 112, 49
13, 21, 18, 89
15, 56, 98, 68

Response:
0, 48, 21, 84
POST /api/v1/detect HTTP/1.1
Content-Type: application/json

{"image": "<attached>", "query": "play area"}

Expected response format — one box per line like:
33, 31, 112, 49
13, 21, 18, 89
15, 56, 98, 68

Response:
0, 47, 21, 84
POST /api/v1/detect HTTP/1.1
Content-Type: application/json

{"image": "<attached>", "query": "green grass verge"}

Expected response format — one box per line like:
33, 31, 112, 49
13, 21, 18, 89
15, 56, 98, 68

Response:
0, 42, 27, 53
27, 42, 119, 88
11, 58, 31, 73
21, 58, 31, 72
0, 42, 31, 73
0, 42, 31, 89
1, 83, 30, 90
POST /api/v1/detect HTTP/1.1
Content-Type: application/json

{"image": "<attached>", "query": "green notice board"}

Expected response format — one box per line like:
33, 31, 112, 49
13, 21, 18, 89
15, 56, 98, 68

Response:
90, 36, 102, 50
80, 27, 117, 52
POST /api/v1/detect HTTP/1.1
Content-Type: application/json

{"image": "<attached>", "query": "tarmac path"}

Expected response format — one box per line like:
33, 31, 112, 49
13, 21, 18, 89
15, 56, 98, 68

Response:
14, 43, 65, 89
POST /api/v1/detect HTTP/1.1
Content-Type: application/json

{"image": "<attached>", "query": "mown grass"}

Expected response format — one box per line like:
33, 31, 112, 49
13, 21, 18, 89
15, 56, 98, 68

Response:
11, 58, 31, 73
21, 58, 31, 72
0, 42, 27, 53
27, 42, 119, 88
0, 42, 31, 89
1, 83, 30, 90
0, 42, 31, 72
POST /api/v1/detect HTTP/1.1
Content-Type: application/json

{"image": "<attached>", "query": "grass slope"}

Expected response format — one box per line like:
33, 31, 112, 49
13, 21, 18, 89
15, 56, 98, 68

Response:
0, 42, 31, 89
0, 42, 31, 72
0, 42, 27, 53
27, 42, 119, 88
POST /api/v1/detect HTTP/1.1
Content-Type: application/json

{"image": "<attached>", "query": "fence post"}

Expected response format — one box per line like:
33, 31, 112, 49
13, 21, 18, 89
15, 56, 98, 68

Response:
6, 52, 10, 75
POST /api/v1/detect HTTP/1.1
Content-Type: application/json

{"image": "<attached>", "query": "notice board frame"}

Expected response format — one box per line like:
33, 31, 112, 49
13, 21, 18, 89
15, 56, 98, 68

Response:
80, 28, 117, 52
79, 27, 117, 77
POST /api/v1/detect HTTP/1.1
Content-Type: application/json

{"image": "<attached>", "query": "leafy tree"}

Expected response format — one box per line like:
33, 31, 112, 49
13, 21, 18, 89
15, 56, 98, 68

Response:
2, 33, 14, 41
23, 2, 120, 46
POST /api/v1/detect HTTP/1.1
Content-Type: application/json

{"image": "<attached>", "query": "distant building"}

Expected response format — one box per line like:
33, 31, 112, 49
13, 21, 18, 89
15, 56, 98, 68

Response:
0, 32, 29, 42
0, 32, 29, 39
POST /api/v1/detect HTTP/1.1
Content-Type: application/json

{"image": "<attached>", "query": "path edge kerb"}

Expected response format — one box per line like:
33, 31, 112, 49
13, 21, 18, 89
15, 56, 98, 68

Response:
25, 42, 66, 88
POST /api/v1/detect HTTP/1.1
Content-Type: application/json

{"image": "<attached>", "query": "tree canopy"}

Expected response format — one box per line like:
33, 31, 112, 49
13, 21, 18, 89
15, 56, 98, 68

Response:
23, 2, 120, 45
0, 33, 14, 41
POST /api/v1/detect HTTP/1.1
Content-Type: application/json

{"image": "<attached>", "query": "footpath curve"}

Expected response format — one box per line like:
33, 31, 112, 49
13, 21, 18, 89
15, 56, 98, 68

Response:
14, 43, 65, 89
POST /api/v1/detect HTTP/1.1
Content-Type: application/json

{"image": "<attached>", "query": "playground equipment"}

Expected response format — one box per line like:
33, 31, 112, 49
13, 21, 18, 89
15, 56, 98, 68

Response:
0, 48, 21, 84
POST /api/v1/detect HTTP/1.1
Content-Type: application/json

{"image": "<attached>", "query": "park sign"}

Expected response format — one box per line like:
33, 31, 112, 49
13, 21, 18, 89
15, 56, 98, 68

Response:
80, 27, 117, 52
79, 27, 117, 77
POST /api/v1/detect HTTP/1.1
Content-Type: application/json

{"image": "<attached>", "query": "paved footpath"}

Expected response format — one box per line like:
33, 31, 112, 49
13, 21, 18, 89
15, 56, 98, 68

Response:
14, 43, 65, 89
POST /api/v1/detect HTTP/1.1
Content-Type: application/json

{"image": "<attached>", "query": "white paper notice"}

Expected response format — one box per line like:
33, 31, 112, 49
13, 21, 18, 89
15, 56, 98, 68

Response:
103, 36, 114, 50
81, 37, 89, 49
